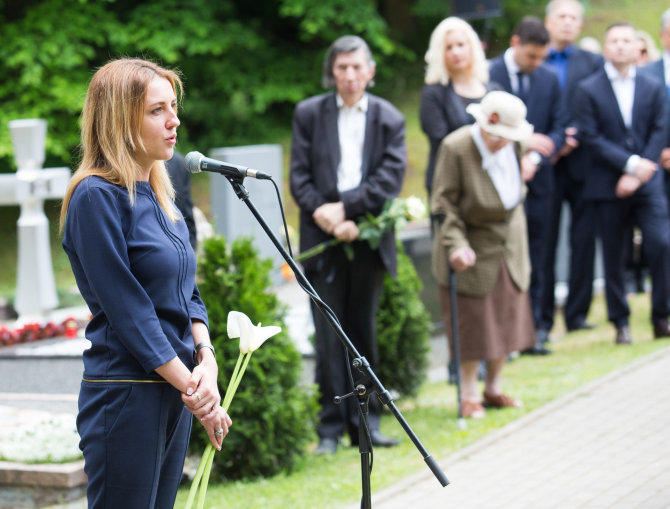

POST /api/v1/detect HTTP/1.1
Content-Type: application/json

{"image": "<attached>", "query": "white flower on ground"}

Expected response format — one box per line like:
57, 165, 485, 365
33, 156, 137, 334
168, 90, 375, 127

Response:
227, 311, 281, 354
0, 414, 81, 464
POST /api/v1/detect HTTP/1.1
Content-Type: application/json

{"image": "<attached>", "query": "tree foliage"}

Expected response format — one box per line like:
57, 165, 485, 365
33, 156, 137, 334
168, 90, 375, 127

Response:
0, 0, 402, 172
0, 0, 548, 174
377, 244, 431, 398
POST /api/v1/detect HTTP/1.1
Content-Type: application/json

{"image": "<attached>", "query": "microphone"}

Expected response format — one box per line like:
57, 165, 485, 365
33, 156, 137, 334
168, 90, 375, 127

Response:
184, 151, 272, 180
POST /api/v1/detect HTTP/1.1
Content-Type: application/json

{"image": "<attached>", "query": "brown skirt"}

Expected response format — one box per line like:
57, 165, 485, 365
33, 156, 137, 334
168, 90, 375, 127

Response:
439, 261, 535, 362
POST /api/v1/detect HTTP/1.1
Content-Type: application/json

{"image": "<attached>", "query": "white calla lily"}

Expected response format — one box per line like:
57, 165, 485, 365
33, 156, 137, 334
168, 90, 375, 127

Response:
227, 311, 281, 354
187, 310, 282, 509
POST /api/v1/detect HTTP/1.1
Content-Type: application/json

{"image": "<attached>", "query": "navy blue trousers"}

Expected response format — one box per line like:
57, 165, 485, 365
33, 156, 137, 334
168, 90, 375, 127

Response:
540, 169, 596, 330
77, 380, 192, 509
525, 192, 553, 331
594, 191, 670, 327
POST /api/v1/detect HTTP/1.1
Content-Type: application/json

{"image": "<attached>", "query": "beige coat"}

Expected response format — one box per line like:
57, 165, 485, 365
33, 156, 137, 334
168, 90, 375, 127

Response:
430, 125, 531, 297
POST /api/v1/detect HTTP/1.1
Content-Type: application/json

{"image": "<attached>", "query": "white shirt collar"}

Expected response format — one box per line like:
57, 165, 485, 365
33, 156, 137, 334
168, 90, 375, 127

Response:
336, 93, 368, 112
504, 48, 521, 75
471, 123, 494, 164
469, 124, 521, 211
604, 60, 636, 82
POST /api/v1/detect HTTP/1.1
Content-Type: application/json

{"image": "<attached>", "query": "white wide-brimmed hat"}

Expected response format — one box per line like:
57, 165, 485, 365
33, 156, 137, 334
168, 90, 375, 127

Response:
466, 91, 534, 141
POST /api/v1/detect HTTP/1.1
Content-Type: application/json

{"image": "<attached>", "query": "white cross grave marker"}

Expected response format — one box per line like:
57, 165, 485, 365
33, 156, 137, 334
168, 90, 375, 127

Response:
0, 119, 70, 321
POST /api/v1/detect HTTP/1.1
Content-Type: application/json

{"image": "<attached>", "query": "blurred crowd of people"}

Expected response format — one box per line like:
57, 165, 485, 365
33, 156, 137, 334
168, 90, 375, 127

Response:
422, 1, 670, 418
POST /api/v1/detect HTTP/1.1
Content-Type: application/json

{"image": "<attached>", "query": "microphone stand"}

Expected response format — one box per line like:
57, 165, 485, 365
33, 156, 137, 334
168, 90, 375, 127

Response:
223, 175, 449, 506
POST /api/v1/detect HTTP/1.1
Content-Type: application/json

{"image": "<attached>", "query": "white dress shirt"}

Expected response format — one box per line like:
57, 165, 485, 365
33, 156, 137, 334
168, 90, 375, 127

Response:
503, 48, 528, 96
604, 61, 639, 173
336, 93, 367, 192
471, 124, 522, 210
663, 52, 670, 86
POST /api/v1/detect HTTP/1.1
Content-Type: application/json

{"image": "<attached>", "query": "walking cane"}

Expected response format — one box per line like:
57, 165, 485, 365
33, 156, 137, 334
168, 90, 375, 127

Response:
448, 264, 467, 430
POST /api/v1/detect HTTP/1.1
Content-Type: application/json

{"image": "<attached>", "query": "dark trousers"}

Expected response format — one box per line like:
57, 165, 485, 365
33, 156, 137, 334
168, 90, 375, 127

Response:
77, 381, 192, 509
307, 243, 386, 441
541, 169, 596, 330
594, 191, 670, 326
525, 192, 553, 331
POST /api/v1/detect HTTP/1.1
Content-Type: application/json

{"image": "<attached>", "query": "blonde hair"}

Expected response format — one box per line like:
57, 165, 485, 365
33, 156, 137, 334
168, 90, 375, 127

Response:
60, 58, 182, 231
424, 17, 489, 85
636, 29, 661, 62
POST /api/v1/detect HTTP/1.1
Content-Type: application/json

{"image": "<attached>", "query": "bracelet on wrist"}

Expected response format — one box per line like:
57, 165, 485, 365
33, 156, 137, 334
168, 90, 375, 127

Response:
193, 343, 216, 364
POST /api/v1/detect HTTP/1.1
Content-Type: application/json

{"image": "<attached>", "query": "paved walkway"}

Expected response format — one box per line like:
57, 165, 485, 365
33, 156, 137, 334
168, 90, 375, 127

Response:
353, 345, 670, 509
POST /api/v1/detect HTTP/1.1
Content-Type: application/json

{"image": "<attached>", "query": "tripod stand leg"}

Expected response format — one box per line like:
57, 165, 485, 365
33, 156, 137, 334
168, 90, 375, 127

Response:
357, 394, 372, 509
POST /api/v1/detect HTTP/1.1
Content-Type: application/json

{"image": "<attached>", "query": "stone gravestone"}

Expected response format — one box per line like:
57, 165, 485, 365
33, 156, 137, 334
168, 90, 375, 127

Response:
0, 119, 70, 321
208, 144, 284, 283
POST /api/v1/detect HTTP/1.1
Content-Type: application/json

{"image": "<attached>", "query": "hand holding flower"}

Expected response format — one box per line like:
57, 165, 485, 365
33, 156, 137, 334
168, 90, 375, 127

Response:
185, 311, 281, 509
313, 201, 345, 234
294, 196, 427, 264
183, 365, 221, 419
200, 406, 232, 451
333, 220, 360, 242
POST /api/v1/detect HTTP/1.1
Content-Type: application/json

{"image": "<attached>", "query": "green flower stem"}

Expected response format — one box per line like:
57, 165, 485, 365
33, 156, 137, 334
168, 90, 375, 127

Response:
186, 350, 254, 509
196, 448, 216, 509
222, 352, 245, 410
294, 238, 340, 262
184, 444, 214, 509
224, 353, 252, 409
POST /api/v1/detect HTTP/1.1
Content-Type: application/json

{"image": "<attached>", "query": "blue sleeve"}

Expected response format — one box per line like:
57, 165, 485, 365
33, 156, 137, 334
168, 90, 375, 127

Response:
189, 283, 209, 326
66, 184, 177, 373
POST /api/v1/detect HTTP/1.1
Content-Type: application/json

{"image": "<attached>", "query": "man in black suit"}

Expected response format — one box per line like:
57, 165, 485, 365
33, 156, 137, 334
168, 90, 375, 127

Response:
489, 17, 564, 354
541, 0, 603, 335
166, 151, 197, 250
576, 22, 670, 344
640, 8, 670, 209
290, 35, 406, 454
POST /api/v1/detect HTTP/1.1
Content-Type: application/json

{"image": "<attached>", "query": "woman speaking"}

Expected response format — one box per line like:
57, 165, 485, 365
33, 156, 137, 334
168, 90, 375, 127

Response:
60, 58, 231, 508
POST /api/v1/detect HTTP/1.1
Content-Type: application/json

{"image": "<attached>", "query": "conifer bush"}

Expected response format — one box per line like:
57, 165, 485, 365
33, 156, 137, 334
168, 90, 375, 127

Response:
192, 235, 319, 480
376, 244, 431, 398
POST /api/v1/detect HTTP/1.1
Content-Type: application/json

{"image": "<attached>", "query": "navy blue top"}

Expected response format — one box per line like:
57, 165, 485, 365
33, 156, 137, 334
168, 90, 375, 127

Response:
62, 176, 208, 380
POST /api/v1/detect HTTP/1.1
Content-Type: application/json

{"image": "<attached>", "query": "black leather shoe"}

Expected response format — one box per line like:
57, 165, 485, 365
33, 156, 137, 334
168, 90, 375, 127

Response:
566, 321, 595, 332
350, 430, 399, 448
615, 325, 632, 345
315, 437, 338, 455
521, 344, 552, 355
653, 320, 670, 339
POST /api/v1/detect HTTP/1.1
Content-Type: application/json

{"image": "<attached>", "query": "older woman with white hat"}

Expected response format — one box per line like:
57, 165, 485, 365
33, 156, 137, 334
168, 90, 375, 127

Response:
431, 90, 538, 419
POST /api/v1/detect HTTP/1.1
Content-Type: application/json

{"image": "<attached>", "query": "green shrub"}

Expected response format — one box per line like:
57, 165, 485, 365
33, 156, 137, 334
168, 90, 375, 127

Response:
376, 243, 431, 398
193, 235, 319, 480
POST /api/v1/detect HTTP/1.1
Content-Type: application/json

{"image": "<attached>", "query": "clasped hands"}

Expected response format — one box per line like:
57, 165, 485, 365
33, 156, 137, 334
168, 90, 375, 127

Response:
616, 158, 658, 198
182, 356, 232, 451
313, 201, 359, 242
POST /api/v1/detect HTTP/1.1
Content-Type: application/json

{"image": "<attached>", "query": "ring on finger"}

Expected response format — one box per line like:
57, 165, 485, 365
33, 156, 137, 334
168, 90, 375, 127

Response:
214, 428, 224, 436
194, 392, 202, 401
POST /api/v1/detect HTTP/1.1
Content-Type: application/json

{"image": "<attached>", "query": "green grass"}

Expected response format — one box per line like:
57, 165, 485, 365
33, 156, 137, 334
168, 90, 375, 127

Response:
175, 292, 670, 509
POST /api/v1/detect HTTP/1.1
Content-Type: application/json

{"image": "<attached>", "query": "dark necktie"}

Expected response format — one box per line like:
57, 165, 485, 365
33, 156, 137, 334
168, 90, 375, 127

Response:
516, 71, 528, 102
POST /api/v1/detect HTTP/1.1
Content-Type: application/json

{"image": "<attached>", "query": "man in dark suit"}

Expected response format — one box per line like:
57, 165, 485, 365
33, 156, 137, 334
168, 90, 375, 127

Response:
640, 8, 670, 209
576, 22, 670, 344
290, 35, 406, 454
489, 17, 564, 354
541, 0, 603, 334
